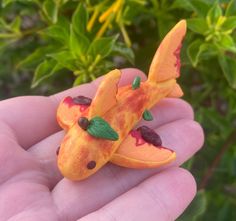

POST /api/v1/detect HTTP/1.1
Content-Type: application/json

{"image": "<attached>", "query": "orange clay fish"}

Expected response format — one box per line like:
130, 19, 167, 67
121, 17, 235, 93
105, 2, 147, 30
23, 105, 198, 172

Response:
57, 20, 187, 180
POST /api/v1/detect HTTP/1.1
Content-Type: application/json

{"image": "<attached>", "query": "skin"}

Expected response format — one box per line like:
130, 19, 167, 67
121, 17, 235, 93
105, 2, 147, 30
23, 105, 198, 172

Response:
0, 69, 204, 221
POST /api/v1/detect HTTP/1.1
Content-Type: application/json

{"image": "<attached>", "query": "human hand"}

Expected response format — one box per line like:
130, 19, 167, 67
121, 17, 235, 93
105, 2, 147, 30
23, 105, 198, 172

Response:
0, 69, 204, 221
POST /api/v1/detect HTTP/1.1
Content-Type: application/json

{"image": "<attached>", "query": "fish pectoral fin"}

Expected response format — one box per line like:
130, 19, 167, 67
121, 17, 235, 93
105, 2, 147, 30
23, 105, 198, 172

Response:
89, 69, 121, 118
110, 131, 176, 168
57, 96, 91, 130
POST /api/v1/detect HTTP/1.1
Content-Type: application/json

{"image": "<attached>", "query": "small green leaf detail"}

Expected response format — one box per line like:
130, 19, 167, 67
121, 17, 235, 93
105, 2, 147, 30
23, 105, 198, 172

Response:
143, 110, 153, 121
87, 117, 119, 141
132, 76, 141, 90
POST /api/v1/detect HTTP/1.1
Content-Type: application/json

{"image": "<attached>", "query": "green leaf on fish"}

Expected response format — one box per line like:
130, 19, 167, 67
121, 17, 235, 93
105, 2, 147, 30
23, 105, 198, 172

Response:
143, 109, 153, 121
87, 117, 119, 141
132, 76, 141, 89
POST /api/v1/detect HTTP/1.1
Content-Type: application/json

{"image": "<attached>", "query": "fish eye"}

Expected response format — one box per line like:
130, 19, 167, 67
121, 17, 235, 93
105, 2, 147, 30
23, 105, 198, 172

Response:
87, 161, 96, 170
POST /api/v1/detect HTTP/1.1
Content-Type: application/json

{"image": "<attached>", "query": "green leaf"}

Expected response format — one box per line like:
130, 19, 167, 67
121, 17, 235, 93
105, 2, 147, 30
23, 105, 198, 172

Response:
73, 74, 85, 86
0, 18, 8, 29
187, 18, 208, 35
48, 50, 77, 71
207, 2, 222, 26
72, 3, 88, 35
177, 190, 207, 221
10, 16, 21, 33
172, 0, 211, 17
188, 41, 218, 66
226, 0, 236, 16
42, 0, 58, 24
171, 0, 194, 11
87, 117, 119, 141
143, 110, 153, 121
32, 59, 61, 88
191, 0, 212, 17
132, 76, 141, 89
88, 36, 117, 59
70, 25, 90, 58
112, 42, 135, 65
187, 39, 205, 67
1, 0, 15, 7
221, 16, 236, 31
217, 35, 236, 53
17, 45, 57, 68
1, 0, 39, 7
218, 53, 236, 89
43, 25, 69, 45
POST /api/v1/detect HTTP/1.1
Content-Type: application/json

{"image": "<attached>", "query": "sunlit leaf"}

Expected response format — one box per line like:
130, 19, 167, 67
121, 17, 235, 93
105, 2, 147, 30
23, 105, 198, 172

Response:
88, 36, 117, 59
18, 45, 58, 68
72, 3, 88, 35
218, 35, 236, 53
69, 25, 90, 58
48, 50, 77, 71
207, 2, 222, 26
32, 59, 61, 88
172, 0, 211, 17
226, 0, 236, 17
221, 16, 236, 31
112, 42, 135, 65
10, 16, 21, 33
218, 53, 236, 89
73, 74, 85, 86
43, 25, 69, 45
187, 39, 205, 67
42, 0, 58, 24
187, 18, 208, 35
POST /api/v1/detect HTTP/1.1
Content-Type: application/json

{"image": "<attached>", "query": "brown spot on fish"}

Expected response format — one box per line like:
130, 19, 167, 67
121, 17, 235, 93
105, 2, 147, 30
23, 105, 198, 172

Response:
137, 126, 162, 147
56, 146, 60, 155
73, 96, 92, 105
87, 161, 96, 169
78, 117, 90, 130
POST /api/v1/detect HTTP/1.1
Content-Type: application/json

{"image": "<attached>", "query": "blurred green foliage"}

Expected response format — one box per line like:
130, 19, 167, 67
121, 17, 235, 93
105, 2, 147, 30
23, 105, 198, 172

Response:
0, 0, 236, 220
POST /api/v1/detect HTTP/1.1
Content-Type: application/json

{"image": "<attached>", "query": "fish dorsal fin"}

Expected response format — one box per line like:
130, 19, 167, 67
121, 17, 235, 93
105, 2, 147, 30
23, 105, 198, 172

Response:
89, 69, 121, 118
148, 20, 187, 83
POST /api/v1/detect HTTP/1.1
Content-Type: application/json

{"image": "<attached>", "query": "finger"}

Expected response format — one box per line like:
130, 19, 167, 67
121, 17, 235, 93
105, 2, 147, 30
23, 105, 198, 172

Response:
78, 167, 196, 221
0, 69, 146, 149
50, 119, 203, 220
0, 123, 40, 184
29, 99, 195, 186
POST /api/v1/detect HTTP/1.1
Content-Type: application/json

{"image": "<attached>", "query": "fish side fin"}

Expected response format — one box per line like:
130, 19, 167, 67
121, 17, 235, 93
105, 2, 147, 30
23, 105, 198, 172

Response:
110, 131, 176, 168
89, 69, 121, 118
148, 20, 187, 83
167, 83, 184, 98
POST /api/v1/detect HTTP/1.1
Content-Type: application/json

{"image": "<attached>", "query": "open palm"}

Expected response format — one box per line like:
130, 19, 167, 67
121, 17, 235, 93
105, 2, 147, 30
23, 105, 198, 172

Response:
0, 69, 204, 221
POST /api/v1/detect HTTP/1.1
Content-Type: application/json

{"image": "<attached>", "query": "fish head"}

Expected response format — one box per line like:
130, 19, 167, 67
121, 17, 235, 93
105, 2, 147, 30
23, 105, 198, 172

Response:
57, 123, 115, 180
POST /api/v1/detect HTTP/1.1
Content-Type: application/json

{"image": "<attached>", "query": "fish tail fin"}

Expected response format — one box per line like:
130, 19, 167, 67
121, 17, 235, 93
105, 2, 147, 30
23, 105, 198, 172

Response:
147, 20, 187, 85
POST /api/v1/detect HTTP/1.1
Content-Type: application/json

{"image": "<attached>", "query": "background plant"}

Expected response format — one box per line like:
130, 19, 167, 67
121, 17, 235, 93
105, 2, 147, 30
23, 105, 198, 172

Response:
0, 0, 236, 220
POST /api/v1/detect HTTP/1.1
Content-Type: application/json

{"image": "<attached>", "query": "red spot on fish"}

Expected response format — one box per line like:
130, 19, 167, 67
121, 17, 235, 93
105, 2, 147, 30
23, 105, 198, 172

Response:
62, 97, 89, 112
80, 105, 89, 112
63, 96, 74, 107
130, 130, 146, 146
173, 37, 184, 77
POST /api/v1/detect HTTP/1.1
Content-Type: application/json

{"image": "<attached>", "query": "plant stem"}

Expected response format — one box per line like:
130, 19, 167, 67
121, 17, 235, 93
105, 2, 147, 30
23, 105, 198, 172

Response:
199, 129, 236, 189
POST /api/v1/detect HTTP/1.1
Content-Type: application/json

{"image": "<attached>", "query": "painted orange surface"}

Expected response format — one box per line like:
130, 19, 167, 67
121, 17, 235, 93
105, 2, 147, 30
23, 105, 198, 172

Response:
57, 20, 187, 180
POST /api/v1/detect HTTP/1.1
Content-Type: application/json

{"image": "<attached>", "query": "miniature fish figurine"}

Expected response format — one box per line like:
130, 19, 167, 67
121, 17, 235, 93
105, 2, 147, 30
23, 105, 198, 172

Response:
57, 20, 187, 180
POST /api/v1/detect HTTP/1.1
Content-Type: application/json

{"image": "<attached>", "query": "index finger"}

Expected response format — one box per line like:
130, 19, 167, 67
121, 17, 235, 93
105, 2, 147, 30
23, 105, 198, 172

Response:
0, 69, 146, 149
